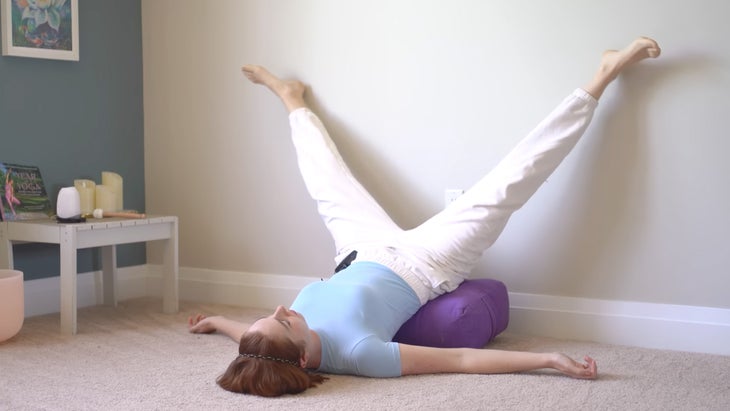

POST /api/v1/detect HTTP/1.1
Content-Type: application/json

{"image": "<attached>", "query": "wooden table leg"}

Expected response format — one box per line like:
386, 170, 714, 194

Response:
101, 245, 118, 307
0, 224, 13, 269
59, 225, 78, 335
162, 218, 179, 314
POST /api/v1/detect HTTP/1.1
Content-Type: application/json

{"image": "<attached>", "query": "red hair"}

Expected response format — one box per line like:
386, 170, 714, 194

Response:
217, 331, 327, 397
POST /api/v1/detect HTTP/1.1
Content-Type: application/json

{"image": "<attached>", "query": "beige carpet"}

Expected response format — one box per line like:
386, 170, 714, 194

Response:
1, 298, 728, 411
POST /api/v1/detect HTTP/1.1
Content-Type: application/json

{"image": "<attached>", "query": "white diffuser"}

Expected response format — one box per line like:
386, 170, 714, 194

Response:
56, 187, 81, 219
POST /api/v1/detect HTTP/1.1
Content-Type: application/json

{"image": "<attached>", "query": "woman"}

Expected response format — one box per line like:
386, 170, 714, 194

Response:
4, 169, 21, 216
189, 37, 661, 397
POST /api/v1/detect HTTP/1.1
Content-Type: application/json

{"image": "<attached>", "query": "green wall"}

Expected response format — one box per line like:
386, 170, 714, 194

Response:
0, 0, 145, 280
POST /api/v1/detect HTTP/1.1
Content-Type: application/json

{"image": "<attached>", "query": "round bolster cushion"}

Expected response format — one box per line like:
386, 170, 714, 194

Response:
393, 278, 509, 348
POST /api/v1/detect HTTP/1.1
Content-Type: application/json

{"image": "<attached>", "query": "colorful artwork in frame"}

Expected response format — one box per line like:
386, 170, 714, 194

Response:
1, 0, 79, 61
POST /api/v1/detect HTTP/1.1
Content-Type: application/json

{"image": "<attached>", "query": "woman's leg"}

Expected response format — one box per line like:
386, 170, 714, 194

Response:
400, 37, 661, 294
242, 66, 402, 264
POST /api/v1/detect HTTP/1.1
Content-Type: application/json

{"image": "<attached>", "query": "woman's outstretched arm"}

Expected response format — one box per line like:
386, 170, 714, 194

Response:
188, 314, 250, 342
399, 344, 597, 379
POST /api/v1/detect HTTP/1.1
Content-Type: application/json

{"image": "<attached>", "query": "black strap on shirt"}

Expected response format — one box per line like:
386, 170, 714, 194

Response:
334, 250, 358, 273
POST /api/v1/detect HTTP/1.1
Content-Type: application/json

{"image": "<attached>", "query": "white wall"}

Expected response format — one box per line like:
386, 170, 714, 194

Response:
142, 0, 730, 310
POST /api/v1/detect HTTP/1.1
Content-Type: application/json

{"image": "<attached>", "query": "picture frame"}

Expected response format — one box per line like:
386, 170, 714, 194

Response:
1, 0, 79, 61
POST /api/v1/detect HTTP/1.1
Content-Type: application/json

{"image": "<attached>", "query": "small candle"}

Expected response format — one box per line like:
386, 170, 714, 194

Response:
101, 171, 123, 212
95, 185, 116, 213
74, 179, 96, 215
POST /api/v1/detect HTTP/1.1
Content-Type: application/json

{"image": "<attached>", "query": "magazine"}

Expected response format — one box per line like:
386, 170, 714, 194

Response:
0, 162, 53, 221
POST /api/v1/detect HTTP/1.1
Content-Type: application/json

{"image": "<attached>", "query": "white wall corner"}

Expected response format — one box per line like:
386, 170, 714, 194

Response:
25, 264, 730, 356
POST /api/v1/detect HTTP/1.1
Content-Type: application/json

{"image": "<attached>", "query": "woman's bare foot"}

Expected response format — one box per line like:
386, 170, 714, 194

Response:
584, 37, 661, 99
242, 64, 307, 112
600, 37, 661, 80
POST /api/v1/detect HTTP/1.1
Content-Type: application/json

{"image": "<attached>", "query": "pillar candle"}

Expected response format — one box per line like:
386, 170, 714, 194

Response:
74, 179, 96, 215
95, 185, 116, 213
101, 171, 123, 212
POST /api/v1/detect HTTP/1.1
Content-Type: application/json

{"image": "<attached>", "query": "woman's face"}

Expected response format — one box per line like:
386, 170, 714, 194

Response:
248, 305, 311, 348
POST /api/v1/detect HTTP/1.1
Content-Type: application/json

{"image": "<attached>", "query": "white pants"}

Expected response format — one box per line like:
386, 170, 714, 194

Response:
289, 88, 598, 304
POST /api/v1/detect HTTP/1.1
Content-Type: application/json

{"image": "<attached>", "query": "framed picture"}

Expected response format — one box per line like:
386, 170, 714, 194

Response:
1, 0, 79, 61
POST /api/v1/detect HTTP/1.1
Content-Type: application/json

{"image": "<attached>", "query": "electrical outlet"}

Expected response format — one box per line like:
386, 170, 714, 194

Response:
444, 189, 464, 208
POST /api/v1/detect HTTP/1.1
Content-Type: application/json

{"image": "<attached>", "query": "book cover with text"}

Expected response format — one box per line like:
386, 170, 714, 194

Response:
1, 162, 53, 221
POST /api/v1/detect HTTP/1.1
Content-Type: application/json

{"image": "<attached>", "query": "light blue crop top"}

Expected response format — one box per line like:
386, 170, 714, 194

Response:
290, 261, 420, 377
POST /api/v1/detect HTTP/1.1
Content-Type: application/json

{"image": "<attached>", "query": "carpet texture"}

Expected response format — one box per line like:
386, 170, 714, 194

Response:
1, 298, 728, 410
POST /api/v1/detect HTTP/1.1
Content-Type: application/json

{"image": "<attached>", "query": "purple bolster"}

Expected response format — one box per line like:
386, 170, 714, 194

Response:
393, 279, 509, 348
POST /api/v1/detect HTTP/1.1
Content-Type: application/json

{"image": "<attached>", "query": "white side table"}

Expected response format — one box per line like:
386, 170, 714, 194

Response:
0, 216, 179, 335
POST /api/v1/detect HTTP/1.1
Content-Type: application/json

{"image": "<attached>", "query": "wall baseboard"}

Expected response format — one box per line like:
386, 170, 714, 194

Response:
507, 293, 730, 356
23, 264, 730, 356
23, 265, 153, 317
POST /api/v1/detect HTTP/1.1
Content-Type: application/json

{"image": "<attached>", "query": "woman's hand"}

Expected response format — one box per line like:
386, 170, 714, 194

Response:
188, 314, 221, 334
550, 353, 598, 379
187, 314, 251, 342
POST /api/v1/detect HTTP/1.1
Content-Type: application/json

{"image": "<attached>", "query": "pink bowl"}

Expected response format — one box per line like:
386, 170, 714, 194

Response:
0, 270, 24, 342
